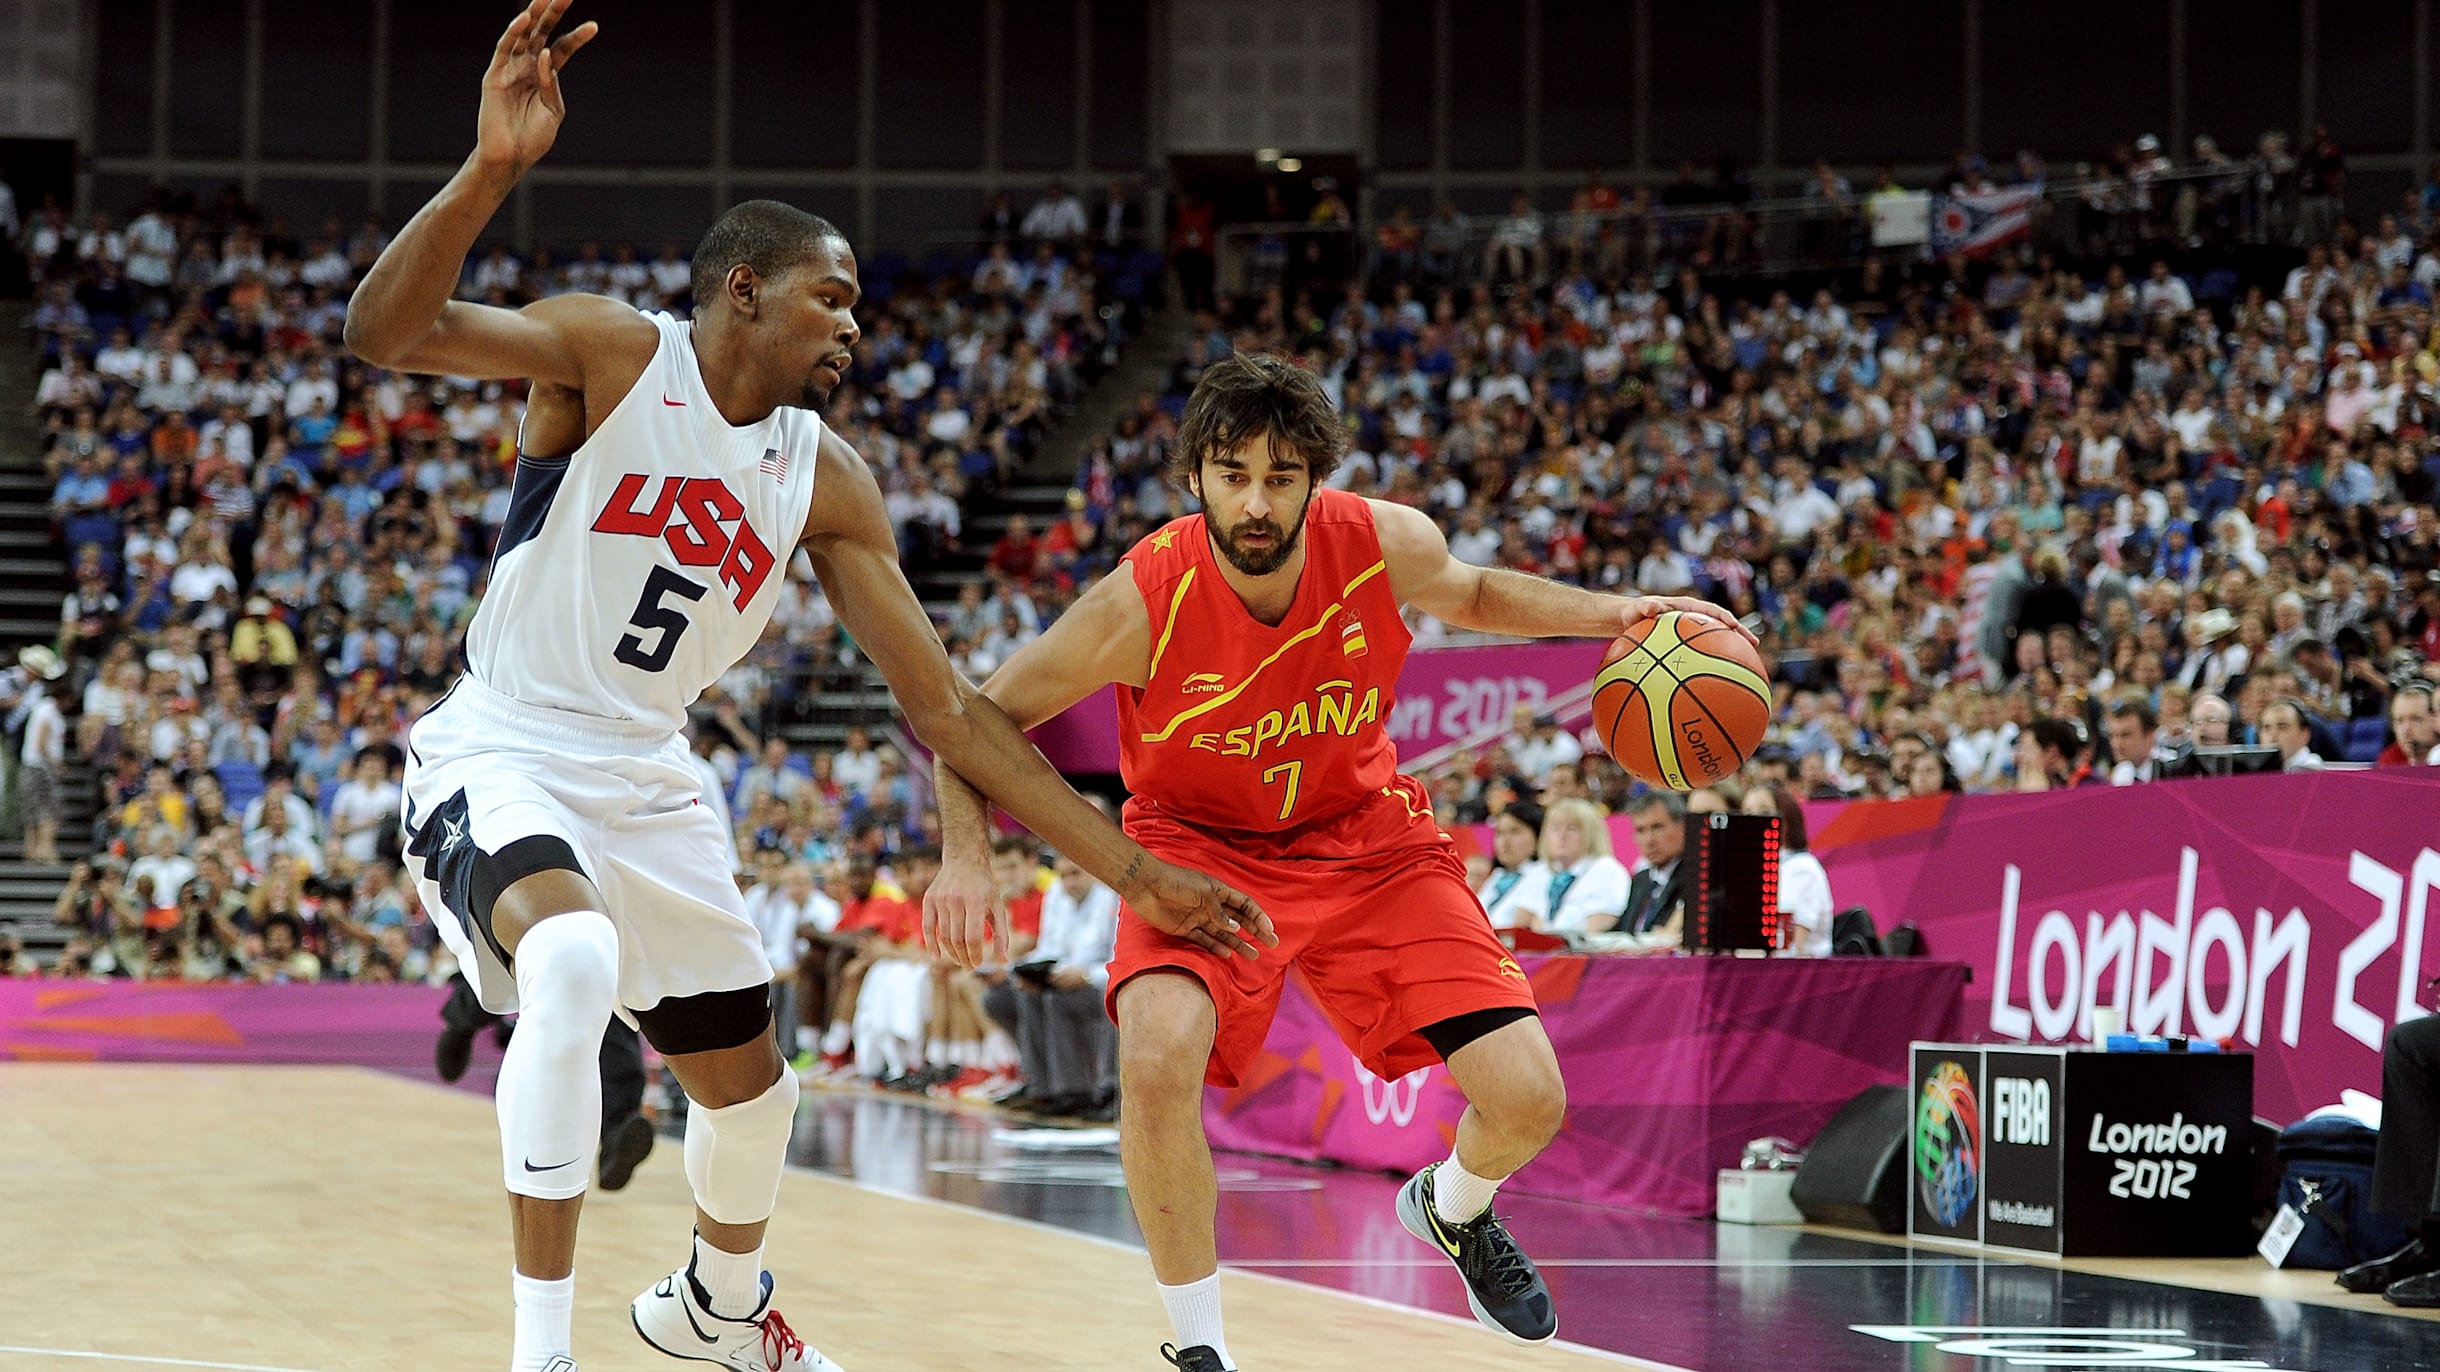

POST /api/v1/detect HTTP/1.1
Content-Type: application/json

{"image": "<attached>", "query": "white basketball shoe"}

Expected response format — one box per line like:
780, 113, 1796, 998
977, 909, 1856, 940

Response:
631, 1267, 845, 1371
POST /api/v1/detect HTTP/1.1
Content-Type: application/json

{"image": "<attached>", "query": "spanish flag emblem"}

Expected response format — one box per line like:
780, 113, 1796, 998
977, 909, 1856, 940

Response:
1337, 609, 1368, 659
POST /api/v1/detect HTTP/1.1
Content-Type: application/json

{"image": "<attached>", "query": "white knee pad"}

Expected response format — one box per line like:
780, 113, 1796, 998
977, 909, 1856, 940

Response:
683, 1068, 800, 1226
499, 910, 621, 1200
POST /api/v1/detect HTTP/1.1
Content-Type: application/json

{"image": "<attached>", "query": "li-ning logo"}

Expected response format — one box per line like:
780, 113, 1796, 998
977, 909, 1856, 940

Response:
1497, 957, 1527, 983
1355, 1058, 1431, 1127
1915, 1060, 1981, 1227
1181, 672, 1228, 694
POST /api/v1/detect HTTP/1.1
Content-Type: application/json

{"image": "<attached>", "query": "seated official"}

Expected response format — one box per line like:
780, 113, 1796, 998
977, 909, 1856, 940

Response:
1512, 798, 1632, 935
2338, 1015, 2440, 1308
1474, 800, 1547, 929
1619, 792, 1688, 940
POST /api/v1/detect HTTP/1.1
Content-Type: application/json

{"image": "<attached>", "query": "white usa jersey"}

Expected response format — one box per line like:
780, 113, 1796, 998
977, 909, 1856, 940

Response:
465, 311, 823, 737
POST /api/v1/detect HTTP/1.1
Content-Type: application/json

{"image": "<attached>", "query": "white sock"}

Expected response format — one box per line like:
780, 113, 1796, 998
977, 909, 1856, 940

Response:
820, 1021, 850, 1055
510, 1270, 574, 1372
1434, 1153, 1504, 1226
1157, 1273, 1232, 1367
691, 1231, 766, 1319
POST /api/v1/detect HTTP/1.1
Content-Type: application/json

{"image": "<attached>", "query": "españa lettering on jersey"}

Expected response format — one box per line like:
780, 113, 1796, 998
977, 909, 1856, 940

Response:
1116, 490, 1411, 834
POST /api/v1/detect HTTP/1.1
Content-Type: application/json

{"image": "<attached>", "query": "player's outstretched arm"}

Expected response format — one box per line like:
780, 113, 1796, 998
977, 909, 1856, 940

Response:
1373, 499, 1756, 644
800, 433, 1275, 969
344, 1, 648, 388
930, 569, 1151, 964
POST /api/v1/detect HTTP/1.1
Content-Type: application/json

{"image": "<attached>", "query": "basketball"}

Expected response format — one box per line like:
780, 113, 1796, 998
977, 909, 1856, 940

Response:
1591, 611, 1772, 791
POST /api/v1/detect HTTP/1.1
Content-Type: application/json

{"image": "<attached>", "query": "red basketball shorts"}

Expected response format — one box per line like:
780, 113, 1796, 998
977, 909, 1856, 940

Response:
1104, 796, 1539, 1089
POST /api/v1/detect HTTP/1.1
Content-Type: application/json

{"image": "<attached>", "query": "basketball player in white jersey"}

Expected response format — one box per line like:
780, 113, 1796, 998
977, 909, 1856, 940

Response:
344, 6, 1272, 1371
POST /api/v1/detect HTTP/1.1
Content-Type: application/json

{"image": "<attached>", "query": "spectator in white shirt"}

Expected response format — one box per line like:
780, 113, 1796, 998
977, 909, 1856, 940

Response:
987, 854, 1119, 1112
734, 736, 811, 814
2138, 260, 2194, 317
1510, 709, 1584, 784
127, 826, 197, 907
831, 726, 882, 798
328, 751, 403, 865
741, 849, 813, 1058
1447, 504, 1502, 565
1019, 183, 1088, 245
244, 801, 324, 876
19, 686, 64, 865
283, 360, 339, 420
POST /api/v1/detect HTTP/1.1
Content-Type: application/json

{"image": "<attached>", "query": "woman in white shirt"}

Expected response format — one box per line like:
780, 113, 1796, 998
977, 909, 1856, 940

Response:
1741, 783, 1836, 957
1473, 801, 1549, 930
1521, 798, 1632, 934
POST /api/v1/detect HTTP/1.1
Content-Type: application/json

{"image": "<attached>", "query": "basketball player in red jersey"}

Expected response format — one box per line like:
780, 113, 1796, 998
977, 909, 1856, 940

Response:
928, 353, 1749, 1369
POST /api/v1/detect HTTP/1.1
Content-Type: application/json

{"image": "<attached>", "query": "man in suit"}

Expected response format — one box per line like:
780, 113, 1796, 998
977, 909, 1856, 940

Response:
2107, 700, 2189, 784
1623, 792, 1688, 938
2338, 1014, 2440, 1306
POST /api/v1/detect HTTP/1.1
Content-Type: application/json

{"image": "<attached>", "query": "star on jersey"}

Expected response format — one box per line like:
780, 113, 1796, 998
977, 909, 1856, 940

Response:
1150, 529, 1178, 551
439, 813, 469, 852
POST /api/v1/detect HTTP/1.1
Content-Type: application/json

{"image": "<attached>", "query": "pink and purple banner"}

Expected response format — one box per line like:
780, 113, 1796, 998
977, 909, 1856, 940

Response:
0, 980, 492, 1089
1797, 769, 2440, 1127
1029, 640, 1606, 774
1203, 955, 1966, 1217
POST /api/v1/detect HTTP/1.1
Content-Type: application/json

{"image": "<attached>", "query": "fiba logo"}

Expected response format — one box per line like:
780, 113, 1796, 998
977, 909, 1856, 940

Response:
1354, 1058, 1432, 1127
1915, 1060, 1981, 1227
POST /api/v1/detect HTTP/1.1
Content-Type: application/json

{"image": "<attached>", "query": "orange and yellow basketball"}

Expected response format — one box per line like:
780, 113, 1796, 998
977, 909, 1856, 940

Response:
1591, 611, 1772, 791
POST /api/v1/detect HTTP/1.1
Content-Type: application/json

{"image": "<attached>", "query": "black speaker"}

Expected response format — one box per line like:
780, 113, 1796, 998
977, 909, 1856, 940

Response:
1791, 1083, 1910, 1232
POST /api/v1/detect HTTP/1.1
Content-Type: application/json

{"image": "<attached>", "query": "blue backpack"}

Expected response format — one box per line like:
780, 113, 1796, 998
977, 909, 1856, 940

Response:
2275, 1115, 2413, 1269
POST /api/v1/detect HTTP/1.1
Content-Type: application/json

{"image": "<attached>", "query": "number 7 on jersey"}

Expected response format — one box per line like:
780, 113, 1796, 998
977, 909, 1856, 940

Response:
1261, 760, 1303, 821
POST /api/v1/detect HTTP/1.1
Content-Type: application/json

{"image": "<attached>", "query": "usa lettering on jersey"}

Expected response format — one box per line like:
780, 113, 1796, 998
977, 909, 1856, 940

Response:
591, 473, 778, 609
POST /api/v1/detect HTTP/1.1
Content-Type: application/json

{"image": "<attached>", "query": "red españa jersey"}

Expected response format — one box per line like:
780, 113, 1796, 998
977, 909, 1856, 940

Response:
1116, 490, 1411, 838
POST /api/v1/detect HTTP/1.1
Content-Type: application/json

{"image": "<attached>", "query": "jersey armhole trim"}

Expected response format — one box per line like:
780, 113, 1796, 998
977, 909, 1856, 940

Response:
1143, 564, 1197, 683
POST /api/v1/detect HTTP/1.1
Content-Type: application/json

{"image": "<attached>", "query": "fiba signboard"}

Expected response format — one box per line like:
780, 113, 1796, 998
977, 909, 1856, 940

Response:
1909, 1048, 1982, 1244
1911, 1042, 2253, 1257
1981, 1049, 2065, 1254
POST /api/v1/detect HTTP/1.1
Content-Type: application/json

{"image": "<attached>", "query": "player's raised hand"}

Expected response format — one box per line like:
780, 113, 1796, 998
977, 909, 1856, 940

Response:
1621, 594, 1760, 646
923, 852, 1007, 970
477, 0, 598, 179
1127, 860, 1278, 960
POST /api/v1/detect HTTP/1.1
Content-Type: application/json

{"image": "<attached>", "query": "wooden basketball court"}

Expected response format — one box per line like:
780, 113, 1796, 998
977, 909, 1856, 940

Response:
0, 1065, 1658, 1372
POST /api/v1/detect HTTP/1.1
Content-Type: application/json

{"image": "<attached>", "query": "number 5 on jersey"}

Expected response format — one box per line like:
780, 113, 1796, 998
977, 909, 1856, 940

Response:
1262, 760, 1303, 821
616, 565, 707, 673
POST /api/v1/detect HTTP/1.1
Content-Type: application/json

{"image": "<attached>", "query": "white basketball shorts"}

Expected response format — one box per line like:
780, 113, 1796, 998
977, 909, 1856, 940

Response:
402, 675, 766, 1023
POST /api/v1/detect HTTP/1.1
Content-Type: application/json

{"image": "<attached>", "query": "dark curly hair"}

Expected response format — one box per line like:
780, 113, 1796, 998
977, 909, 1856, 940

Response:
1168, 351, 1348, 491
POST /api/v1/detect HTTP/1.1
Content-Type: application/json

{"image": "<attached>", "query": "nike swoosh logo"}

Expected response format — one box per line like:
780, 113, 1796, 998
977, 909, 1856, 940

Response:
1425, 1207, 1463, 1258
662, 395, 686, 406
676, 1280, 724, 1344
523, 1156, 580, 1172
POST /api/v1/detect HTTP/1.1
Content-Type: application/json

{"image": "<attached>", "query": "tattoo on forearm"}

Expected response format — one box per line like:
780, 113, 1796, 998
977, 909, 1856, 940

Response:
1121, 850, 1145, 890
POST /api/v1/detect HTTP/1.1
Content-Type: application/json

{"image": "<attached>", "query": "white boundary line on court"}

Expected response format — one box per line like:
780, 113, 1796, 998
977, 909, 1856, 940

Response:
784, 1161, 1703, 1372
0, 1347, 332, 1372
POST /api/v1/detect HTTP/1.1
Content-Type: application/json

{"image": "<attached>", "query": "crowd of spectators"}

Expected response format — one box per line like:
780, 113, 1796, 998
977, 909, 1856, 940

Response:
9, 179, 1135, 1007
1023, 133, 2440, 943
15, 132, 2440, 1101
